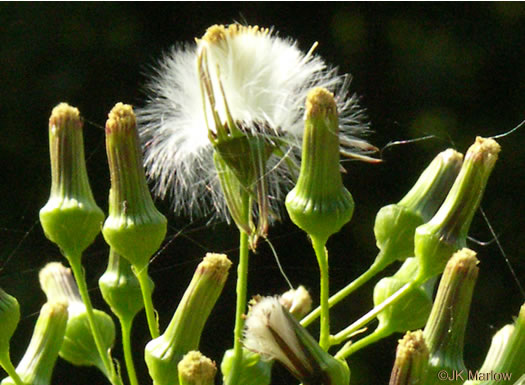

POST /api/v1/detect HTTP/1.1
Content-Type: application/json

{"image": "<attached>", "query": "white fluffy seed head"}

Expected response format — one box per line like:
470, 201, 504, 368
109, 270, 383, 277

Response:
138, 24, 370, 221
279, 285, 313, 319
243, 296, 313, 379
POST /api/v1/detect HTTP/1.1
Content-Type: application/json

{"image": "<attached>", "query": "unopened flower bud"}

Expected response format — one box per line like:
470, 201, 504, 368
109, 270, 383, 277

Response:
423, 249, 479, 384
280, 286, 312, 319
1, 302, 68, 385
286, 88, 354, 244
39, 103, 104, 261
244, 297, 350, 385
0, 289, 20, 358
102, 103, 167, 270
464, 303, 525, 384
414, 137, 500, 282
39, 262, 115, 375
99, 248, 146, 322
145, 253, 231, 385
220, 349, 272, 385
374, 149, 463, 267
389, 330, 429, 385
178, 351, 216, 385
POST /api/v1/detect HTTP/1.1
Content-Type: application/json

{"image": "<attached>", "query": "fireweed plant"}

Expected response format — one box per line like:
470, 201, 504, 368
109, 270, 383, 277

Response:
1, 23, 524, 385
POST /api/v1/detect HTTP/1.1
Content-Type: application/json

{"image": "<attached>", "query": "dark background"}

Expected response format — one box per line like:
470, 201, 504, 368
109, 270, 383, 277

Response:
1, 3, 524, 385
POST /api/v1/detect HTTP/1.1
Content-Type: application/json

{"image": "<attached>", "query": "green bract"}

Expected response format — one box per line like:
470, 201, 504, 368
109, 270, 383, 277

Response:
102, 103, 167, 270
423, 249, 479, 384
374, 275, 432, 334
220, 349, 272, 385
286, 88, 354, 245
99, 249, 145, 322
39, 262, 115, 375
0, 289, 20, 357
145, 254, 231, 385
39, 103, 104, 261
59, 310, 115, 373
1, 302, 68, 385
464, 304, 525, 384
374, 205, 425, 264
414, 137, 500, 282
374, 149, 463, 267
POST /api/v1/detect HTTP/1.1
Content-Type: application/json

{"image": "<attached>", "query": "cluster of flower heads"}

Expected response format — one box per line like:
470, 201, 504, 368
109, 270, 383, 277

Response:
138, 23, 373, 223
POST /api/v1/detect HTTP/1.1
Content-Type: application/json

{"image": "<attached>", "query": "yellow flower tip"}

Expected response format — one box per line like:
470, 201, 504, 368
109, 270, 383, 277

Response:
178, 351, 217, 383
306, 87, 337, 120
106, 102, 136, 135
445, 248, 479, 275
49, 102, 81, 130
202, 24, 270, 44
397, 330, 428, 357
467, 136, 501, 165
198, 253, 232, 279
202, 24, 227, 43
45, 301, 69, 317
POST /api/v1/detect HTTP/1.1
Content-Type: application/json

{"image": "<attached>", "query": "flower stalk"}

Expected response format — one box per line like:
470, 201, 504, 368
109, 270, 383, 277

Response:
301, 148, 462, 327
286, 88, 354, 351
335, 258, 433, 358
335, 137, 501, 350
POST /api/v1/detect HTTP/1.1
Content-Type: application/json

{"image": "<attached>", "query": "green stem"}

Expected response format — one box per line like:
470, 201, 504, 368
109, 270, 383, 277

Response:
0, 351, 25, 385
68, 258, 122, 385
120, 317, 139, 385
301, 257, 387, 328
332, 282, 415, 345
226, 193, 251, 385
311, 237, 330, 350
134, 265, 159, 339
335, 326, 389, 359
